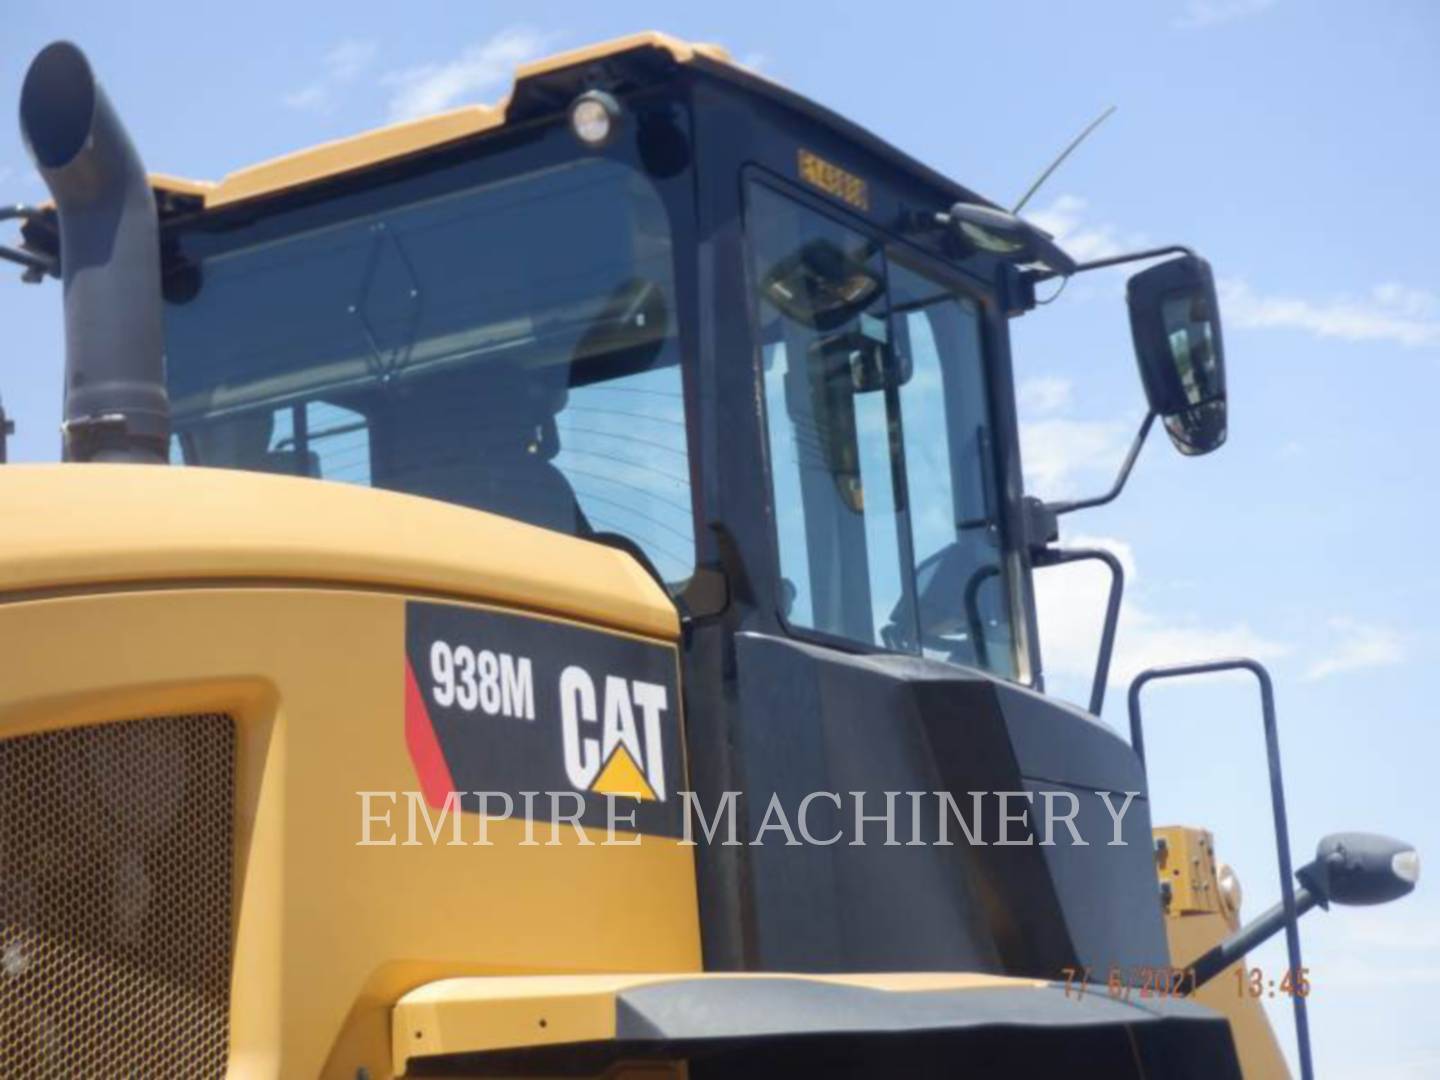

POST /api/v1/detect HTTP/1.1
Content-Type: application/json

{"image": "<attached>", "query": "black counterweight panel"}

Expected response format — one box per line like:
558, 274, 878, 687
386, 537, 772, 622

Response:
730, 632, 1170, 978
991, 682, 1172, 972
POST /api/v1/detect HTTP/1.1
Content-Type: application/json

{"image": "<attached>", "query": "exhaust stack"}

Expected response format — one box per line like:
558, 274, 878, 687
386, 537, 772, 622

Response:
20, 42, 169, 463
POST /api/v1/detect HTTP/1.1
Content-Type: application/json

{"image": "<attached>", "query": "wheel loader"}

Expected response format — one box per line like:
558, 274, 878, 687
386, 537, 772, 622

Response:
0, 32, 1419, 1079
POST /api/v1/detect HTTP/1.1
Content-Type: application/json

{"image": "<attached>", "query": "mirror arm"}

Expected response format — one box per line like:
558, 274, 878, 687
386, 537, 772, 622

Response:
1045, 409, 1156, 518
2, 205, 58, 282
1186, 882, 1322, 991
1027, 243, 1197, 285
0, 242, 57, 280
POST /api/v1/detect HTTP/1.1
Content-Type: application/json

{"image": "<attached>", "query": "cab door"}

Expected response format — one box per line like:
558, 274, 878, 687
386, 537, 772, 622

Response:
746, 175, 1019, 675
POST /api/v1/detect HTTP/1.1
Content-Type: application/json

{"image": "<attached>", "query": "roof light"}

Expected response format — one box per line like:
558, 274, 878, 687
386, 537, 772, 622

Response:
569, 90, 622, 148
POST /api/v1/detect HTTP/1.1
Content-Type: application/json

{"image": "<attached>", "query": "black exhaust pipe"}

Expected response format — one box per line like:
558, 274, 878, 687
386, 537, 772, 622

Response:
20, 42, 169, 463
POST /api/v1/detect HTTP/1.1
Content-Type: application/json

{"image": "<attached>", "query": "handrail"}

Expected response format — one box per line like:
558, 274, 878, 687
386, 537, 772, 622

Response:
1031, 546, 1124, 716
1128, 658, 1313, 1080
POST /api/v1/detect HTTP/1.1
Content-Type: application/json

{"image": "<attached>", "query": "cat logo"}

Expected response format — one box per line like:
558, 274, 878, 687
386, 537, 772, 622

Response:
558, 666, 669, 802
405, 601, 684, 837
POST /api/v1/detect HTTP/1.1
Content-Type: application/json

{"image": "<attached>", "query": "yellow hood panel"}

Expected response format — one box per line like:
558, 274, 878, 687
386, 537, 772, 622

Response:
0, 464, 678, 640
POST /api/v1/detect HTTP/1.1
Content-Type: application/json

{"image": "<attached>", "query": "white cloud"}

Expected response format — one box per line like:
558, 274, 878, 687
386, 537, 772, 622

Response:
282, 84, 328, 113
1020, 416, 1132, 498
1175, 0, 1276, 29
383, 28, 548, 122
1341, 908, 1440, 952
1035, 538, 1403, 700
1017, 375, 1073, 416
1220, 278, 1440, 349
284, 38, 379, 114
1106, 609, 1289, 687
1372, 282, 1439, 318
1027, 194, 1139, 263
1028, 197, 1440, 350
738, 51, 769, 73
1016, 369, 1135, 500
1034, 534, 1291, 690
325, 39, 380, 82
1303, 617, 1407, 681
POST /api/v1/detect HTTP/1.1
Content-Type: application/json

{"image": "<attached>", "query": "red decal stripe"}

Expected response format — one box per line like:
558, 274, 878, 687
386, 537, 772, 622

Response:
404, 658, 457, 807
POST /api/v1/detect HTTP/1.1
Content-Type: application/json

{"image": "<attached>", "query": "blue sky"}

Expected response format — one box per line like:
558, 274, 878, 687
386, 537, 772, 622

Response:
3, 2, 1437, 1075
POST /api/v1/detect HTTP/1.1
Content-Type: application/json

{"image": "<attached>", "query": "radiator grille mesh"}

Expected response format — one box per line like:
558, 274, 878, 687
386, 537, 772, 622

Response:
0, 714, 234, 1078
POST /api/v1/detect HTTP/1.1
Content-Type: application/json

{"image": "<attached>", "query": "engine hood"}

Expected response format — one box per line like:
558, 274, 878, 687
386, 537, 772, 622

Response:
0, 464, 677, 640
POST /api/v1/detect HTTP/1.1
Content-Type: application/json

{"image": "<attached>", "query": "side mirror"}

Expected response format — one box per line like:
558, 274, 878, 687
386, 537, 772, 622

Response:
1300, 832, 1420, 907
1126, 254, 1227, 456
1188, 831, 1418, 995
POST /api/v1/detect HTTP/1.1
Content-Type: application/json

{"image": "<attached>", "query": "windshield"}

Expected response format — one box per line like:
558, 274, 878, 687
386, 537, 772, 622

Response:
164, 148, 696, 588
747, 178, 1016, 676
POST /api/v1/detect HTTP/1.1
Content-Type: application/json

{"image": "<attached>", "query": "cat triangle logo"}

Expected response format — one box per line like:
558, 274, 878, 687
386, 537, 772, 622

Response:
591, 745, 658, 801
559, 666, 669, 803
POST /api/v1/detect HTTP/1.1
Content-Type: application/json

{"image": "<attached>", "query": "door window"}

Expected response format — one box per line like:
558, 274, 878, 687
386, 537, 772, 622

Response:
748, 179, 1015, 676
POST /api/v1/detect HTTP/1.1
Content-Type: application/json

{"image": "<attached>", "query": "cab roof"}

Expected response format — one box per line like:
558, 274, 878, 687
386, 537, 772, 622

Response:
147, 33, 734, 211
149, 31, 991, 215
20, 31, 992, 254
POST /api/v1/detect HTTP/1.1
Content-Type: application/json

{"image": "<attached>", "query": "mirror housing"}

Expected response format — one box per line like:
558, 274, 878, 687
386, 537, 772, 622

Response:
1300, 832, 1420, 908
937, 202, 1076, 277
1126, 254, 1227, 456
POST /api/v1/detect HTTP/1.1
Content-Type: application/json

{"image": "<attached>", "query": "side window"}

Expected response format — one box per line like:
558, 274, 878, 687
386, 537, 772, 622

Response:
749, 182, 907, 646
748, 179, 1015, 676
890, 262, 1013, 674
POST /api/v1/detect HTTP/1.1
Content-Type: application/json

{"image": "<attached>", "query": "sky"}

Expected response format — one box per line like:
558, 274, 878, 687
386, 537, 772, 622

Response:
3, 1, 1438, 1075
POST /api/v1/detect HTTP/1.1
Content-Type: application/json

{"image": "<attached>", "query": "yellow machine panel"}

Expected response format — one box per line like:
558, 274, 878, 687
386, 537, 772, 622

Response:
0, 466, 700, 1079
0, 464, 676, 639
1156, 826, 1288, 1080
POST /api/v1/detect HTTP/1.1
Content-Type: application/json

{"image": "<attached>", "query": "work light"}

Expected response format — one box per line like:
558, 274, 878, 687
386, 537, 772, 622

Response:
569, 90, 622, 148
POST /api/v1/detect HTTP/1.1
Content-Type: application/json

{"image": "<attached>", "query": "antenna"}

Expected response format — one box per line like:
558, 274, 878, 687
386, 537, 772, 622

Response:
1011, 105, 1117, 215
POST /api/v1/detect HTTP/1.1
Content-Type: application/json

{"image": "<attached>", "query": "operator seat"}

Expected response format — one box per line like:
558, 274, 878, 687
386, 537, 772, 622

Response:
387, 359, 588, 536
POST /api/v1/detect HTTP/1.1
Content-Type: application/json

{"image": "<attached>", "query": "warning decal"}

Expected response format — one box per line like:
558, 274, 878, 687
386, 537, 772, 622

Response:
403, 601, 684, 838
